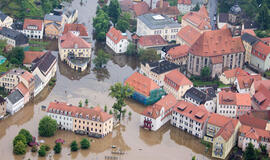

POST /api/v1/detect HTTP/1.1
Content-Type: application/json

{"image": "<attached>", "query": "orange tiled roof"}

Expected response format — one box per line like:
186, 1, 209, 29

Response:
132, 2, 150, 16
252, 41, 270, 60
47, 102, 113, 122
60, 32, 91, 49
177, 25, 201, 46
151, 6, 180, 16
23, 19, 43, 31
242, 29, 256, 36
124, 72, 160, 97
215, 119, 239, 141
253, 82, 270, 110
167, 45, 189, 58
23, 51, 45, 64
190, 28, 245, 57
261, 37, 270, 45
239, 114, 267, 130
142, 94, 177, 119
164, 69, 192, 90
178, 0, 191, 5
208, 113, 234, 127
62, 24, 88, 37
223, 68, 249, 79
138, 35, 167, 47
236, 74, 262, 89
173, 100, 209, 125
21, 71, 34, 82
218, 90, 251, 106
16, 82, 29, 96
182, 6, 211, 30
210, 56, 223, 64
106, 27, 127, 44
239, 125, 270, 141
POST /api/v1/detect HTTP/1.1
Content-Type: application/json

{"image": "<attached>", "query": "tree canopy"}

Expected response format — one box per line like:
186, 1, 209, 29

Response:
13, 141, 26, 155
18, 129, 32, 144
108, 0, 121, 24
54, 143, 62, 154
6, 47, 24, 65
80, 138, 90, 149
93, 49, 110, 68
138, 48, 160, 63
200, 67, 211, 81
70, 141, 78, 151
93, 9, 110, 41
38, 116, 58, 137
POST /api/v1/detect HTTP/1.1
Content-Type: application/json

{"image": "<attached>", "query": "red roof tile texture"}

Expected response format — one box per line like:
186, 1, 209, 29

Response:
177, 25, 201, 46
236, 74, 262, 89
142, 94, 177, 119
16, 82, 29, 96
253, 80, 270, 110
151, 6, 180, 16
164, 69, 192, 90
47, 102, 113, 122
106, 27, 127, 44
215, 119, 239, 141
60, 32, 91, 48
178, 0, 191, 5
124, 72, 160, 97
223, 68, 249, 79
132, 2, 150, 16
23, 51, 45, 64
21, 71, 34, 83
218, 91, 251, 106
167, 45, 189, 58
239, 114, 267, 130
23, 19, 43, 31
252, 41, 270, 60
239, 125, 270, 141
190, 28, 245, 57
62, 24, 88, 37
138, 35, 167, 47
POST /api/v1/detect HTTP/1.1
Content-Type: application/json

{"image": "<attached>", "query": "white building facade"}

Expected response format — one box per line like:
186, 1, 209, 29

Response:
106, 27, 129, 54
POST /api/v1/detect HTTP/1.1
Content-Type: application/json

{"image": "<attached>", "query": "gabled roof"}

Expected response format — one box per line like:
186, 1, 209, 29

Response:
151, 6, 180, 16
124, 72, 160, 97
222, 68, 249, 79
252, 41, 270, 60
23, 51, 45, 65
208, 113, 234, 127
16, 82, 29, 96
261, 37, 270, 45
138, 35, 167, 47
239, 114, 267, 130
23, 19, 43, 31
239, 125, 270, 141
106, 27, 127, 44
236, 74, 262, 89
0, 27, 28, 45
215, 119, 239, 141
0, 11, 8, 21
150, 60, 180, 75
167, 45, 189, 59
60, 32, 91, 48
44, 14, 62, 22
241, 33, 260, 45
164, 69, 192, 90
47, 102, 113, 122
62, 23, 88, 37
253, 80, 270, 110
242, 29, 256, 37
190, 28, 245, 57
142, 94, 177, 119
177, 25, 201, 46
184, 87, 215, 104
21, 71, 34, 83
31, 52, 56, 75
132, 2, 150, 16
6, 89, 24, 104
218, 91, 251, 106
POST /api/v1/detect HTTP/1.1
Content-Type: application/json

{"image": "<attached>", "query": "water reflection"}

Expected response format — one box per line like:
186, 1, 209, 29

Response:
92, 68, 110, 81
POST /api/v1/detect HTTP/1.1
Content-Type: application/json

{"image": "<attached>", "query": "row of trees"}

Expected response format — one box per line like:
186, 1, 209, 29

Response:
70, 139, 90, 152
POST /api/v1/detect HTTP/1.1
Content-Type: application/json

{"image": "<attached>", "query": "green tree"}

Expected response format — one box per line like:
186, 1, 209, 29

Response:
128, 111, 132, 117
79, 101, 83, 107
0, 40, 7, 53
104, 105, 108, 112
19, 129, 32, 144
13, 140, 26, 155
109, 83, 134, 120
85, 99, 88, 105
53, 143, 62, 154
257, 2, 270, 30
7, 47, 24, 65
109, 109, 113, 114
192, 156, 196, 160
138, 48, 160, 63
108, 0, 121, 24
31, 146, 38, 152
13, 134, 27, 147
200, 67, 211, 81
192, 3, 200, 11
38, 145, 46, 157
93, 8, 110, 41
116, 19, 129, 32
70, 141, 79, 151
244, 143, 256, 160
44, 144, 50, 151
93, 49, 110, 68
126, 43, 137, 56
38, 116, 58, 137
80, 138, 90, 149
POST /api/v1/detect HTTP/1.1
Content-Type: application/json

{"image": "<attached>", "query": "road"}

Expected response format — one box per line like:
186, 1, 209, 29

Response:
208, 0, 218, 30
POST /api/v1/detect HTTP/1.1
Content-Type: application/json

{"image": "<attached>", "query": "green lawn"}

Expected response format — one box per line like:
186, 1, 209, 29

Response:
0, 60, 15, 73
29, 46, 45, 51
192, 79, 231, 88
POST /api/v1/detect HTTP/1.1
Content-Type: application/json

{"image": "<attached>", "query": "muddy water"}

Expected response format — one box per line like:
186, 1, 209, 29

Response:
0, 0, 212, 159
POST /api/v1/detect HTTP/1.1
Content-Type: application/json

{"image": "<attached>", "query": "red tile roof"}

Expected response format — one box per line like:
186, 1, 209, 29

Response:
60, 32, 91, 49
124, 72, 160, 97
208, 113, 237, 128
21, 71, 34, 83
142, 94, 177, 119
210, 56, 223, 64
62, 24, 88, 37
218, 91, 251, 106
252, 41, 270, 60
253, 81, 270, 110
173, 100, 209, 125
182, 6, 211, 30
239, 114, 267, 130
138, 35, 167, 47
23, 51, 45, 64
164, 69, 192, 90
167, 45, 189, 59
151, 6, 180, 16
236, 74, 262, 89
16, 82, 29, 96
47, 102, 113, 122
215, 119, 239, 141
242, 29, 256, 37
239, 125, 270, 141
177, 25, 201, 46
132, 2, 150, 16
223, 68, 249, 79
261, 37, 270, 45
190, 28, 245, 57
23, 19, 43, 31
106, 27, 127, 44
178, 0, 191, 5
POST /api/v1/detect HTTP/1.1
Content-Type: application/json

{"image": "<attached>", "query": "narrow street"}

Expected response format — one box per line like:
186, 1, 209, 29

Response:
208, 0, 218, 30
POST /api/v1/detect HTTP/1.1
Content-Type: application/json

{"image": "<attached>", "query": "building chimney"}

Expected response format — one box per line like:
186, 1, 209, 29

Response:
160, 0, 163, 8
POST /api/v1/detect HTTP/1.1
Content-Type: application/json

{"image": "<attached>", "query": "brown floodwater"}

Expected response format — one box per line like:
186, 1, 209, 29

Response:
0, 0, 213, 159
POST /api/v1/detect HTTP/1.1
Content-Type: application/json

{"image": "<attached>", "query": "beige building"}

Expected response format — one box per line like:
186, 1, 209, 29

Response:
0, 96, 6, 119
47, 101, 113, 138
219, 68, 248, 85
163, 69, 193, 100
241, 33, 260, 64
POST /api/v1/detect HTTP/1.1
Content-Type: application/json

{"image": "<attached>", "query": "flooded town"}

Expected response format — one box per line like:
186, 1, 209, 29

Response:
0, 0, 270, 160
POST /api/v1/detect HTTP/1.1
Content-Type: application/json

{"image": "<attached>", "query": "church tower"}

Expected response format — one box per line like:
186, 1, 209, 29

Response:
228, 4, 242, 36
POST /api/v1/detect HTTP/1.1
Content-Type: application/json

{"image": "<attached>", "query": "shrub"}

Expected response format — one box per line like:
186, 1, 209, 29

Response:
38, 116, 58, 137
31, 146, 37, 152
13, 140, 26, 155
38, 146, 46, 157
70, 141, 78, 152
44, 144, 50, 151
80, 138, 90, 149
13, 134, 27, 147
53, 143, 61, 154
19, 129, 32, 144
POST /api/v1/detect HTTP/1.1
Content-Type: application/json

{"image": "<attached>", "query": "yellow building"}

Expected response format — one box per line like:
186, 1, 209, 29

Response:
204, 113, 241, 159
45, 22, 61, 39
241, 33, 259, 64
58, 32, 91, 72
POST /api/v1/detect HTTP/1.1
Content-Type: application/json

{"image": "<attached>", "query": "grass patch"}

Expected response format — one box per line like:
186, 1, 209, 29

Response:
29, 46, 44, 51
29, 40, 49, 46
0, 60, 14, 73
191, 79, 231, 88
